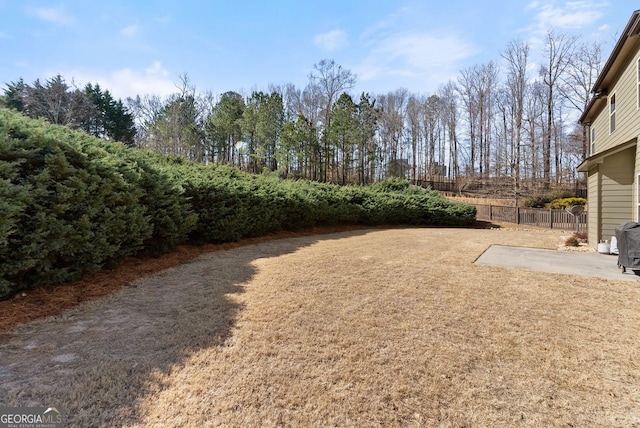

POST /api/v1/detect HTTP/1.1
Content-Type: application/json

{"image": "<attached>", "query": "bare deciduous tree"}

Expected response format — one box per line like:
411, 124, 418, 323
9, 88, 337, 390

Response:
406, 94, 423, 181
438, 81, 460, 182
308, 59, 356, 181
561, 40, 602, 158
501, 39, 530, 189
540, 30, 578, 187
458, 62, 498, 178
377, 88, 409, 178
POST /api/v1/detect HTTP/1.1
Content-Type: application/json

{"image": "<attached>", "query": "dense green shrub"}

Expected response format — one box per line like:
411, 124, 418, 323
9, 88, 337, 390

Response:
0, 112, 150, 295
170, 165, 355, 243
90, 149, 197, 256
0, 108, 476, 298
545, 197, 587, 210
522, 189, 577, 208
165, 169, 476, 243
0, 109, 196, 297
368, 178, 414, 193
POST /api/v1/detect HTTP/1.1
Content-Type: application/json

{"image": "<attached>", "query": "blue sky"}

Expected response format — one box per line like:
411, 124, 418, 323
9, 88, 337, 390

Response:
0, 1, 633, 100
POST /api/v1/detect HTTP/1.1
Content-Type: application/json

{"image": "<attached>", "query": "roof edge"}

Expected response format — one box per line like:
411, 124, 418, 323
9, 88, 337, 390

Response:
576, 139, 637, 172
591, 10, 640, 94
578, 93, 605, 124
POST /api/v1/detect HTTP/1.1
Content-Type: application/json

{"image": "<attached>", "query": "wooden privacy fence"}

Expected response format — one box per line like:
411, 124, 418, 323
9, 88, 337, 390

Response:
474, 204, 587, 231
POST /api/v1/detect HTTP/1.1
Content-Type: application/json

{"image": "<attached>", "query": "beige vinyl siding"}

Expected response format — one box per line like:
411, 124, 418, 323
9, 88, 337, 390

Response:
599, 146, 635, 240
587, 168, 600, 247
596, 54, 640, 153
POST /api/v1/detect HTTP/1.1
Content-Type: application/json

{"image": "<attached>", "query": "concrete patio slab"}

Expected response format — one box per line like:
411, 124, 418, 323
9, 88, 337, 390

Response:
475, 245, 639, 282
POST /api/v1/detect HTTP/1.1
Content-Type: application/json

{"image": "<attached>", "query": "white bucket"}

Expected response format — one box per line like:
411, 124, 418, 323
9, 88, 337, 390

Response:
597, 241, 610, 254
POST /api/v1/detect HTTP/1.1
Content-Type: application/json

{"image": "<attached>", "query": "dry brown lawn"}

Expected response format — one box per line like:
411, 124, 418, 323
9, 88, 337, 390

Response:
1, 226, 639, 427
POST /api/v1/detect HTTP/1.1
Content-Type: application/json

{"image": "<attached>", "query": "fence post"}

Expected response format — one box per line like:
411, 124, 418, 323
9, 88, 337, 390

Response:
489, 204, 493, 220
516, 206, 520, 224
549, 208, 553, 229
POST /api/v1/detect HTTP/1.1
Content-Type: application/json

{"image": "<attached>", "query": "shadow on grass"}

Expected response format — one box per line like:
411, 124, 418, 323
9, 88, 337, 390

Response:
0, 228, 373, 426
471, 220, 504, 229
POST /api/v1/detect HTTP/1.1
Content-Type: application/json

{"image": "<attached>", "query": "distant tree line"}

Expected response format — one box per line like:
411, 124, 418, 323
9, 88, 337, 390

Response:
1, 30, 601, 189
2, 75, 136, 146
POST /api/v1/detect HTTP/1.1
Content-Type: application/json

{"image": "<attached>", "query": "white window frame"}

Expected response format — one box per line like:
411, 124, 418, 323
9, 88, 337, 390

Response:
637, 58, 640, 109
590, 126, 595, 154
637, 174, 640, 222
609, 93, 616, 134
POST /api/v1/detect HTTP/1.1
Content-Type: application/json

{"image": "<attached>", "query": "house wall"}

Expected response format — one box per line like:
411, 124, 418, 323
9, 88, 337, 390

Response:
585, 46, 640, 247
592, 53, 640, 155
599, 146, 636, 242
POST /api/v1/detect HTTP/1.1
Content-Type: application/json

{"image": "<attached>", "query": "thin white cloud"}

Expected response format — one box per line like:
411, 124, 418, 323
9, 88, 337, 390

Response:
360, 6, 411, 41
519, 0, 610, 61
313, 30, 348, 52
527, 1, 608, 32
63, 61, 177, 99
144, 61, 169, 77
31, 6, 74, 26
526, 1, 542, 11
350, 5, 479, 93
354, 32, 476, 88
120, 25, 139, 37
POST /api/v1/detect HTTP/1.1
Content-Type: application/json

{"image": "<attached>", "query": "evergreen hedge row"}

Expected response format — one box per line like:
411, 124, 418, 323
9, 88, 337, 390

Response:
0, 108, 476, 298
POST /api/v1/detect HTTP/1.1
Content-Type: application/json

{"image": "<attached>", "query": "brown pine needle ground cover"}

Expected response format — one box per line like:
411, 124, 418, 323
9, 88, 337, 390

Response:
1, 226, 639, 427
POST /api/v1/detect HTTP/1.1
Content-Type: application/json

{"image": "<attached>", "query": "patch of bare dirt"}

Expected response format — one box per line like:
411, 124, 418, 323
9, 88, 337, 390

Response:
1, 226, 639, 427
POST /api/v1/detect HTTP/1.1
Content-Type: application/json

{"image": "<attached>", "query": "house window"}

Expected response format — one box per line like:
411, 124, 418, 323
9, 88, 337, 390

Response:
590, 126, 596, 154
609, 93, 616, 133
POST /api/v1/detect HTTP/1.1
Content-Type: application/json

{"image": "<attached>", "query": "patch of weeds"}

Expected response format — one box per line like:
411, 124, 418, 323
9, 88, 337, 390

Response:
565, 236, 580, 247
573, 231, 588, 243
